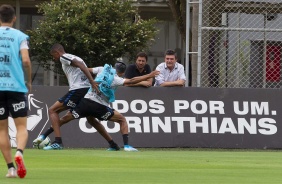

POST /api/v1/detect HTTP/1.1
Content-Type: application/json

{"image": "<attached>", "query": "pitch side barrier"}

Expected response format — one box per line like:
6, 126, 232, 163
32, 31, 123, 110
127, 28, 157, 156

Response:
22, 86, 282, 149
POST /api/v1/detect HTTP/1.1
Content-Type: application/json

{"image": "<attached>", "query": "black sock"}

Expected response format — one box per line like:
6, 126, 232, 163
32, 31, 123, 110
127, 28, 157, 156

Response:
108, 140, 114, 145
108, 140, 118, 146
122, 134, 129, 145
108, 140, 120, 150
7, 162, 15, 169
55, 137, 62, 144
17, 149, 23, 154
43, 127, 54, 138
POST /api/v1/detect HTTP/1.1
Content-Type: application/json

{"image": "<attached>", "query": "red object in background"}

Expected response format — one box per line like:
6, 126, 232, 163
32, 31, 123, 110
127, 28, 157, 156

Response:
266, 45, 281, 82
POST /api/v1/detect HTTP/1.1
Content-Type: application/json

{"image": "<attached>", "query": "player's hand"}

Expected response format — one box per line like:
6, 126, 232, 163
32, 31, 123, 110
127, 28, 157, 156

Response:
140, 81, 152, 87
150, 70, 160, 77
91, 82, 100, 93
25, 81, 32, 93
176, 79, 185, 86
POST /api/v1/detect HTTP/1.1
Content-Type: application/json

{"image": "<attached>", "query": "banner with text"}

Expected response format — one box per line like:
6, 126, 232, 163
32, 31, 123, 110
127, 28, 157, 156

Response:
13, 86, 282, 149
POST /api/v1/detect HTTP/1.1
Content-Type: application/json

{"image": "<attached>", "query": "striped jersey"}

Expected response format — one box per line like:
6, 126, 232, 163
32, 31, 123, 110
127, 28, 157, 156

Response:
60, 53, 90, 90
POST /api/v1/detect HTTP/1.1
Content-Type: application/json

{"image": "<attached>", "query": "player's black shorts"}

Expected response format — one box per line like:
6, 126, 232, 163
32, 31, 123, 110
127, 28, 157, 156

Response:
58, 87, 89, 109
70, 98, 114, 121
0, 91, 28, 120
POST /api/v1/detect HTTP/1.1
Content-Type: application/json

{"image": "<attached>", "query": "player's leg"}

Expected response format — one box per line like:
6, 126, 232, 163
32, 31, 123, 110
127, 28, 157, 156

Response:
63, 98, 119, 150
48, 101, 67, 143
54, 111, 121, 151
13, 117, 28, 178
43, 88, 89, 150
13, 117, 28, 153
40, 111, 74, 145
32, 107, 70, 148
0, 92, 17, 178
44, 98, 91, 150
33, 101, 66, 149
78, 100, 138, 152
108, 111, 138, 152
8, 92, 29, 178
0, 120, 11, 163
86, 116, 120, 151
40, 101, 66, 150
0, 118, 17, 178
33, 90, 78, 149
86, 116, 113, 141
59, 111, 75, 126
108, 111, 128, 134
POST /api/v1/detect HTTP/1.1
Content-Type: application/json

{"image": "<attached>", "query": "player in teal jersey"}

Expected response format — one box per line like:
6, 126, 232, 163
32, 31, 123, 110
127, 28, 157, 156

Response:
0, 4, 32, 178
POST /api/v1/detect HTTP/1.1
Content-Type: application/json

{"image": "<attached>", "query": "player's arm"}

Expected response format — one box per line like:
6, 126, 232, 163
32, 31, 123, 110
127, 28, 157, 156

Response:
124, 65, 153, 87
123, 70, 159, 85
159, 65, 186, 87
88, 68, 94, 74
88, 67, 103, 75
159, 79, 185, 87
71, 59, 99, 92
20, 48, 32, 93
124, 79, 153, 87
123, 66, 138, 86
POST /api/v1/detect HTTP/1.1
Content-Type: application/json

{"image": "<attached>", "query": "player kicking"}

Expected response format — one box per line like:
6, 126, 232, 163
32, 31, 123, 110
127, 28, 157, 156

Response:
32, 43, 120, 151
43, 61, 159, 151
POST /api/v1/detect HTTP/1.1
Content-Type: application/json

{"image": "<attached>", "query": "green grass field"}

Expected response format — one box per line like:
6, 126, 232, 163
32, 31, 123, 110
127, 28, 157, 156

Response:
0, 148, 282, 184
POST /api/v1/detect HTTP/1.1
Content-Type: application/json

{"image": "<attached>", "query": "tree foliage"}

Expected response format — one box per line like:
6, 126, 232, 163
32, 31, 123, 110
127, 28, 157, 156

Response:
28, 0, 158, 74
168, 0, 186, 42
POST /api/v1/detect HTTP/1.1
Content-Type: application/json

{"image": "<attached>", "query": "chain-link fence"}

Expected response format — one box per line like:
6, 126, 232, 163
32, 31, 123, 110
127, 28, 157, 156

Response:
198, 0, 282, 88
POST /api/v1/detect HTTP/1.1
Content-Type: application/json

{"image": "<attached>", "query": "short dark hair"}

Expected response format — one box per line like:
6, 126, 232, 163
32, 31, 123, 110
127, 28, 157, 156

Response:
115, 61, 126, 73
164, 49, 176, 57
136, 52, 148, 61
50, 43, 65, 53
0, 4, 15, 23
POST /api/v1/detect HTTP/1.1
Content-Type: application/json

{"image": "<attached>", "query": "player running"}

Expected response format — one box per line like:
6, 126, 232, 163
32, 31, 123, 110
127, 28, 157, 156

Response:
32, 43, 120, 151
43, 61, 159, 151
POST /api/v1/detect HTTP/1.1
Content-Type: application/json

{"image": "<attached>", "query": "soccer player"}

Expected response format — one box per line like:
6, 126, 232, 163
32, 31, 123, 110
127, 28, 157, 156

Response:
32, 43, 120, 151
0, 4, 32, 178
44, 61, 159, 151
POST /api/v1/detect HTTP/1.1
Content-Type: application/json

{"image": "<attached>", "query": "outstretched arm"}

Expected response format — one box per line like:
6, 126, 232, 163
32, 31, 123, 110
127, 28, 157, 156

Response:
71, 59, 99, 92
124, 70, 159, 85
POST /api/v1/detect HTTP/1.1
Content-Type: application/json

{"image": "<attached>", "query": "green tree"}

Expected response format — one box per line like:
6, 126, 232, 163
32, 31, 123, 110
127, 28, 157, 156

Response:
168, 0, 186, 41
28, 0, 158, 74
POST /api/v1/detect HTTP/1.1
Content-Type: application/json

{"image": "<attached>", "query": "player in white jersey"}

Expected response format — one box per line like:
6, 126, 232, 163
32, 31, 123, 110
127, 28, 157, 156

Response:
60, 53, 92, 90
49, 61, 159, 151
33, 43, 120, 151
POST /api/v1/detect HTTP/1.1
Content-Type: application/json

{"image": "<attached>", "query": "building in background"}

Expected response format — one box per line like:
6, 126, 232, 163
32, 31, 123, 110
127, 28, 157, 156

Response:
198, 0, 282, 88
2, 0, 183, 86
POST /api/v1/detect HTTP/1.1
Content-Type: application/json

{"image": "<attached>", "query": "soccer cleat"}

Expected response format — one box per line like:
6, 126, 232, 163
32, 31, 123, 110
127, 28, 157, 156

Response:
107, 143, 120, 151
124, 145, 138, 152
14, 151, 26, 178
32, 135, 45, 148
6, 167, 17, 178
43, 142, 63, 150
